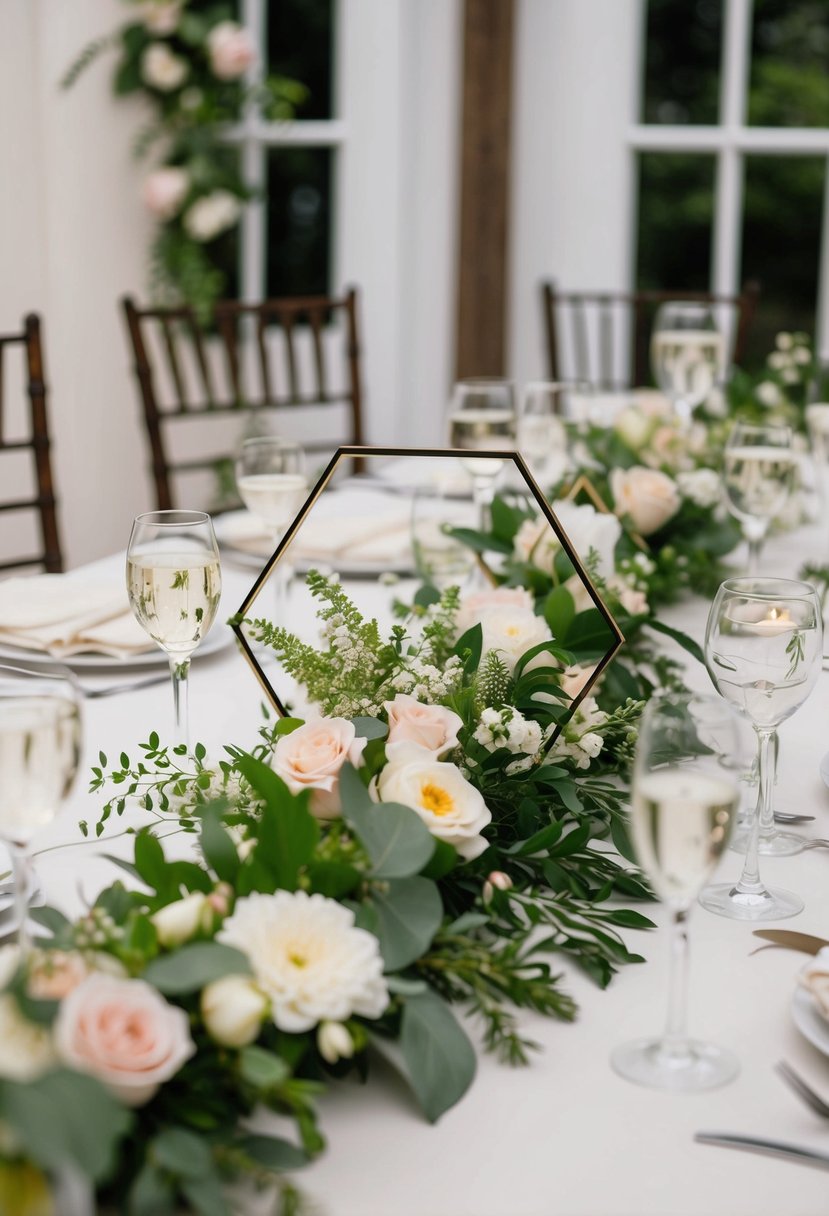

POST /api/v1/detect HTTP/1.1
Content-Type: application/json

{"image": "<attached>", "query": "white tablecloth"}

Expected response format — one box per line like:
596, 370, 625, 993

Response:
30, 523, 829, 1216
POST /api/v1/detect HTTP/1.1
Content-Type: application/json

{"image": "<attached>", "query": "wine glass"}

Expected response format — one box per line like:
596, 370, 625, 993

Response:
0, 664, 82, 952
651, 302, 724, 427
127, 510, 222, 753
516, 382, 577, 481
447, 378, 516, 531
722, 422, 795, 576
410, 475, 478, 590
235, 437, 308, 618
701, 576, 822, 920
611, 691, 743, 1091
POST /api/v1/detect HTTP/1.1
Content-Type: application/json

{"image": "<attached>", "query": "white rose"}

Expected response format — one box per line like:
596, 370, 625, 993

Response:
552, 500, 621, 581
456, 586, 534, 636
317, 1021, 355, 1064
183, 190, 242, 242
614, 405, 653, 450
376, 742, 492, 860
271, 717, 367, 820
138, 1, 183, 34
383, 694, 462, 759
610, 466, 680, 536
201, 974, 268, 1047
478, 604, 553, 674
0, 995, 55, 1082
676, 467, 721, 508
207, 20, 257, 80
513, 516, 557, 575
756, 380, 782, 407
152, 892, 211, 948
141, 42, 188, 91
142, 167, 189, 220
219, 891, 388, 1033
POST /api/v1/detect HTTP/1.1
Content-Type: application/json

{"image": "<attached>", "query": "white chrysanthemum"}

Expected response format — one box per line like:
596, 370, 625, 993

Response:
218, 891, 388, 1033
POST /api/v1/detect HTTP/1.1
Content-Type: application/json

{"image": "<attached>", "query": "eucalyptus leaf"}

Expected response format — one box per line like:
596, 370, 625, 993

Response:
339, 765, 435, 879
351, 715, 389, 740
143, 942, 250, 995
235, 754, 319, 891
200, 804, 240, 884
370, 877, 443, 970
399, 989, 476, 1122
236, 1133, 308, 1172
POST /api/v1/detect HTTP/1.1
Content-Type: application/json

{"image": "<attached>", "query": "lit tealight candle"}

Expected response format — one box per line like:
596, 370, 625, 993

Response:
752, 606, 794, 635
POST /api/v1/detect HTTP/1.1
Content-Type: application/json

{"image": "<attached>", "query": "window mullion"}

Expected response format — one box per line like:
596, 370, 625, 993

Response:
240, 0, 266, 302
815, 158, 829, 359
712, 0, 753, 299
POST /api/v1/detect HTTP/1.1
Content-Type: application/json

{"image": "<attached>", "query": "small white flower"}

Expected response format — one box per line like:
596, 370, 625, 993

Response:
138, 0, 183, 34
782, 367, 800, 384
767, 351, 788, 371
794, 346, 812, 366
219, 891, 388, 1033
676, 467, 721, 508
756, 380, 782, 407
317, 1021, 355, 1064
201, 974, 268, 1047
775, 332, 794, 351
152, 892, 212, 948
141, 42, 188, 91
183, 190, 242, 241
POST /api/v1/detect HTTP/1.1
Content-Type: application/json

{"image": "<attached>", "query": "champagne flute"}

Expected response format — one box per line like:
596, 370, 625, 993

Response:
701, 576, 822, 920
651, 302, 724, 427
447, 378, 516, 531
722, 422, 795, 576
0, 665, 82, 952
611, 691, 743, 1091
235, 437, 307, 619
517, 382, 577, 482
127, 510, 222, 753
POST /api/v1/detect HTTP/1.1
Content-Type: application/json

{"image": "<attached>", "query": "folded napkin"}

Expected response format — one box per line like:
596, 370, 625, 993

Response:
0, 576, 154, 659
798, 947, 829, 1020
219, 498, 413, 566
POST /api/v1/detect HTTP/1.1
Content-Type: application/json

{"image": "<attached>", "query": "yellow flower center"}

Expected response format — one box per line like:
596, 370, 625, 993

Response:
288, 951, 308, 968
420, 781, 454, 817
505, 625, 521, 637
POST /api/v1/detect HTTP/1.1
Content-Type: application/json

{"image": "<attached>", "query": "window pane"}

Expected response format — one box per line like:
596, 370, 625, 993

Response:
642, 0, 722, 124
740, 155, 824, 364
637, 153, 716, 291
266, 147, 332, 298
748, 0, 829, 127
268, 0, 334, 120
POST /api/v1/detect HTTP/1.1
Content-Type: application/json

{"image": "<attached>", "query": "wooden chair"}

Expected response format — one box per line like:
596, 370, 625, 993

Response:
0, 314, 63, 574
541, 280, 760, 390
121, 289, 366, 511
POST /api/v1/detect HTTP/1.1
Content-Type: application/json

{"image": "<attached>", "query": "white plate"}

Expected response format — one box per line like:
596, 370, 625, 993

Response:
792, 984, 829, 1057
0, 622, 234, 673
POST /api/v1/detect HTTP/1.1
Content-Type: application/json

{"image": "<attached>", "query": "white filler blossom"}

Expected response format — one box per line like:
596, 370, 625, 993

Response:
676, 467, 722, 509
549, 697, 609, 770
219, 891, 388, 1033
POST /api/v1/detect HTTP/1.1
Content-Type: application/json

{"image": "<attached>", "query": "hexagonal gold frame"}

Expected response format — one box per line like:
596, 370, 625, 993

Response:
232, 446, 625, 737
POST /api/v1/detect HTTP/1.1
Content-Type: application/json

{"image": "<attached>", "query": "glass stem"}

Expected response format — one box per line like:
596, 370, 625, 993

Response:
10, 843, 32, 955
473, 478, 493, 532
661, 904, 691, 1059
746, 536, 762, 577
170, 657, 190, 754
735, 728, 773, 895
757, 729, 779, 840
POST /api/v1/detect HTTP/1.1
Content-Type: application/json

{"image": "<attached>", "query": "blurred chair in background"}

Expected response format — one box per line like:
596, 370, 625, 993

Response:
122, 288, 365, 511
540, 280, 760, 391
0, 314, 63, 573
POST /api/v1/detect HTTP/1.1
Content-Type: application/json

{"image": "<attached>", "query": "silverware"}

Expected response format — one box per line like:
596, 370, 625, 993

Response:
752, 929, 829, 955
799, 838, 829, 851
0, 660, 167, 700
695, 1131, 829, 1170
78, 673, 169, 699
776, 1060, 829, 1120
774, 812, 816, 824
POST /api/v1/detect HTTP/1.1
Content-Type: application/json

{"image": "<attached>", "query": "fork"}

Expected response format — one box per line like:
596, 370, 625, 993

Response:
774, 812, 816, 824
775, 1060, 829, 1119
798, 839, 829, 851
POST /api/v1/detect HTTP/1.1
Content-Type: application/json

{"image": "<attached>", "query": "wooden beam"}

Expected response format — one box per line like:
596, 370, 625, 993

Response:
455, 0, 515, 378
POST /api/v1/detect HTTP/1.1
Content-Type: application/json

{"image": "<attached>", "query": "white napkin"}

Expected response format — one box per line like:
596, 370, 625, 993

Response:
0, 576, 153, 659
799, 946, 829, 1021
293, 511, 411, 563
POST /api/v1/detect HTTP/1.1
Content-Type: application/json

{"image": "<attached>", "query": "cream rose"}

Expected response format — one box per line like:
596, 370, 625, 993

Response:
376, 742, 492, 860
141, 42, 188, 91
478, 604, 553, 674
456, 586, 534, 636
384, 694, 462, 759
183, 190, 242, 242
54, 975, 195, 1107
207, 20, 257, 80
0, 995, 55, 1082
614, 405, 654, 450
142, 167, 188, 220
610, 466, 680, 536
151, 892, 212, 948
201, 974, 268, 1048
138, 0, 183, 34
271, 717, 367, 820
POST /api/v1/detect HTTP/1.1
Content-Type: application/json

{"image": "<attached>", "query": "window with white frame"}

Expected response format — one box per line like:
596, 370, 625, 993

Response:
633, 0, 829, 365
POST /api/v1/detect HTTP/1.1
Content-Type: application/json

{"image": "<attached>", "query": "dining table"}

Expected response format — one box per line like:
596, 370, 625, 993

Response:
21, 504, 829, 1216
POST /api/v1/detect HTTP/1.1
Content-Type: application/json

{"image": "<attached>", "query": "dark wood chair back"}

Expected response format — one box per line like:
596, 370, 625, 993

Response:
0, 314, 63, 574
541, 280, 760, 390
122, 289, 366, 511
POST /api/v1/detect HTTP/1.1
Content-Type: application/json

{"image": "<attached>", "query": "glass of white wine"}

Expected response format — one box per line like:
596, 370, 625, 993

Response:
447, 379, 516, 531
0, 664, 82, 951
611, 691, 743, 1091
702, 576, 822, 920
235, 437, 308, 618
722, 422, 795, 576
651, 302, 724, 427
127, 510, 222, 753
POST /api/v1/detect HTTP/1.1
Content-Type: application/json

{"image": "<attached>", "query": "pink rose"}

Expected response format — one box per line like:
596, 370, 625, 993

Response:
384, 694, 463, 759
207, 21, 256, 80
610, 466, 680, 537
142, 167, 189, 220
456, 586, 534, 636
54, 975, 195, 1107
272, 718, 367, 820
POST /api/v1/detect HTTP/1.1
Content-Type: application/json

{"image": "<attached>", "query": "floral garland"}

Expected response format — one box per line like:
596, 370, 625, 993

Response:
64, 0, 306, 318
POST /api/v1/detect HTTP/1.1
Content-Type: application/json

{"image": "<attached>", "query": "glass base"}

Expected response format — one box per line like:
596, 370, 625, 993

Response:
611, 1036, 739, 1092
730, 826, 806, 857
698, 880, 803, 921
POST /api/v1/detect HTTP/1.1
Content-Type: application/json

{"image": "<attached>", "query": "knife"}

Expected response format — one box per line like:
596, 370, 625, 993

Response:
695, 1132, 829, 1170
751, 930, 829, 956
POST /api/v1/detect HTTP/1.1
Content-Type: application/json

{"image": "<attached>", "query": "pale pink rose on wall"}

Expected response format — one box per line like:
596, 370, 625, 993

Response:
54, 975, 195, 1106
207, 21, 257, 80
384, 694, 462, 759
142, 167, 189, 220
271, 717, 367, 819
